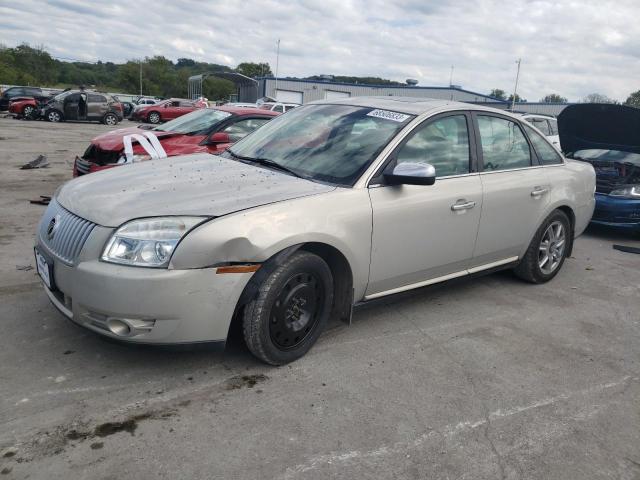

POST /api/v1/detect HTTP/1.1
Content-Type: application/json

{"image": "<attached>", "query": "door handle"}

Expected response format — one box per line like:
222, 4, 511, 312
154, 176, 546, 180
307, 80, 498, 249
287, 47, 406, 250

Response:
531, 186, 549, 197
451, 200, 476, 211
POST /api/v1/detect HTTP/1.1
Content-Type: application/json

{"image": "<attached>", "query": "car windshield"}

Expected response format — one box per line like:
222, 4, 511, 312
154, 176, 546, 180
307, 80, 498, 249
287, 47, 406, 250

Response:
227, 104, 414, 185
152, 108, 233, 135
52, 91, 73, 101
572, 149, 640, 166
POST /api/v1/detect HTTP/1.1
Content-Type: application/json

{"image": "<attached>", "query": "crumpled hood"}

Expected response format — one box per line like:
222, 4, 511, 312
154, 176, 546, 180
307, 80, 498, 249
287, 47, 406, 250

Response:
558, 103, 640, 154
91, 126, 174, 151
57, 153, 335, 227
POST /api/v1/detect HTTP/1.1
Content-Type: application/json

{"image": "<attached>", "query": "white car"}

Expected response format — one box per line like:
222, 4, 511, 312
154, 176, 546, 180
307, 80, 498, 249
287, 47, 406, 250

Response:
259, 102, 299, 113
35, 97, 595, 365
522, 114, 560, 148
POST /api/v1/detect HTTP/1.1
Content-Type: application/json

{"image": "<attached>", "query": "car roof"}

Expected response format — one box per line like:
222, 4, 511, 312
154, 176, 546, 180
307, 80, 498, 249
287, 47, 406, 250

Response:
308, 96, 511, 117
213, 106, 280, 116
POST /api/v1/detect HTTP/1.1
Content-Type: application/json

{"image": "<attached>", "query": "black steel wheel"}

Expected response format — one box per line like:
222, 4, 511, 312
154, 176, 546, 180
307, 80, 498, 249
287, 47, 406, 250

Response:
242, 251, 333, 365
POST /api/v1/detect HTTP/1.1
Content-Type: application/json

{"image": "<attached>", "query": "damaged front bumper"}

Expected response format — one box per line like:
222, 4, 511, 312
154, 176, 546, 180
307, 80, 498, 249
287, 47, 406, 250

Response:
591, 193, 640, 231
36, 227, 254, 345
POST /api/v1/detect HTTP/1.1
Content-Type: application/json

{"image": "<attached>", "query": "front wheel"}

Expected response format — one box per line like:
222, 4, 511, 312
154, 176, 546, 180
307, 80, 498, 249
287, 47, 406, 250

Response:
514, 210, 571, 283
242, 251, 334, 365
147, 111, 161, 124
23, 105, 35, 119
46, 110, 62, 122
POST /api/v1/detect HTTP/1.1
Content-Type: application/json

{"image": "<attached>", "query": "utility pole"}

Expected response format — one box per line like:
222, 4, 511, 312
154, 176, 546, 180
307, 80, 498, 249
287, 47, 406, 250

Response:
449, 65, 454, 86
511, 58, 521, 111
274, 39, 280, 99
139, 60, 143, 96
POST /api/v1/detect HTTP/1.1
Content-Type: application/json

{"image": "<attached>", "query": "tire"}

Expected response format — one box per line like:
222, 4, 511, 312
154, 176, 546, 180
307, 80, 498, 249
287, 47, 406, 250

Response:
103, 113, 118, 126
46, 110, 62, 122
23, 105, 35, 119
147, 111, 161, 124
242, 251, 334, 365
514, 209, 571, 284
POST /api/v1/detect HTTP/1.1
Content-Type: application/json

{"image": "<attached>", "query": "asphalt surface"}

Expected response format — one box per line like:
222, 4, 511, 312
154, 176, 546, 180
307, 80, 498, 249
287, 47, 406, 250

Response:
0, 116, 639, 479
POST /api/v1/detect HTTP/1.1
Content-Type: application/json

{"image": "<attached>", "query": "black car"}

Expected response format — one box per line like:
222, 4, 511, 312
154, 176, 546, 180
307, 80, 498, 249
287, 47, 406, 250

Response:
0, 86, 45, 111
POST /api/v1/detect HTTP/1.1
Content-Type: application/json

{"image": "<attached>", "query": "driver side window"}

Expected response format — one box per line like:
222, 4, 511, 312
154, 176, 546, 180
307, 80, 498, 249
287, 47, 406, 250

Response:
395, 114, 470, 177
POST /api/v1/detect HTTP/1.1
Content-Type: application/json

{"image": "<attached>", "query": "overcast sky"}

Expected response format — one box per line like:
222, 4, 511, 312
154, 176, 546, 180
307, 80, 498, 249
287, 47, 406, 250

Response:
1, 0, 638, 101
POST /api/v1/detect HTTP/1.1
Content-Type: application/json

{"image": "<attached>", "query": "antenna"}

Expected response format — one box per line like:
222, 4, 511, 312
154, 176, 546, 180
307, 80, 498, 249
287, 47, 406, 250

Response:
274, 39, 280, 99
511, 58, 521, 111
449, 65, 454, 87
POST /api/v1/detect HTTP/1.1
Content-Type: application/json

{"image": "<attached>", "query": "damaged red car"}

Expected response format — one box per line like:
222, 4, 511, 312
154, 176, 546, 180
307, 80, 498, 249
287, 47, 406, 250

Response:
9, 97, 43, 119
129, 98, 204, 124
74, 106, 279, 176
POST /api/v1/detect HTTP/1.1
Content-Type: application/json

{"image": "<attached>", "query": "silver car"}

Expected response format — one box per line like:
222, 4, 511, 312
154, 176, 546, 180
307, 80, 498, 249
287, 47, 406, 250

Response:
35, 97, 595, 364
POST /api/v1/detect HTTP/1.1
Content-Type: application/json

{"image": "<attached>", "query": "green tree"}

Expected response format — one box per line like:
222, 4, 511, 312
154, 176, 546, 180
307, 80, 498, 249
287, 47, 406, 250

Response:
540, 93, 567, 103
235, 62, 272, 78
624, 90, 640, 108
508, 93, 526, 103
489, 89, 507, 100
582, 93, 617, 104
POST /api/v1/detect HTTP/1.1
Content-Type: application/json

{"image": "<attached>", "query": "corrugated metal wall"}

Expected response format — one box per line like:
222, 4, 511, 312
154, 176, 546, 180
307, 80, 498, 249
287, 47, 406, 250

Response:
255, 78, 505, 104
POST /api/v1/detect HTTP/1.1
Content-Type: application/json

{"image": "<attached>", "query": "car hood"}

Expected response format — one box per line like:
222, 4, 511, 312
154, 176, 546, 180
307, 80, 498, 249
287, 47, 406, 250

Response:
56, 153, 335, 227
558, 103, 640, 155
91, 126, 175, 151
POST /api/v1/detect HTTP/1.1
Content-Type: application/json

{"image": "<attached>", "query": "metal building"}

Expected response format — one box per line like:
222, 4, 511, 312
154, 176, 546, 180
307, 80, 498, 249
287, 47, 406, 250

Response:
246, 77, 506, 105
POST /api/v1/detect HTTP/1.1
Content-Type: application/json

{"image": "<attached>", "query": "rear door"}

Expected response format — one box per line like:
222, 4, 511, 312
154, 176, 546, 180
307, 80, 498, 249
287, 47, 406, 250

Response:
87, 94, 108, 120
367, 111, 483, 296
163, 101, 182, 120
471, 113, 551, 267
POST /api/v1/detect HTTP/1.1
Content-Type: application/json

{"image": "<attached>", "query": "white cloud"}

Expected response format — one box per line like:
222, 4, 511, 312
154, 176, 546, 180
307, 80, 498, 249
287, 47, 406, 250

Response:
1, 0, 638, 101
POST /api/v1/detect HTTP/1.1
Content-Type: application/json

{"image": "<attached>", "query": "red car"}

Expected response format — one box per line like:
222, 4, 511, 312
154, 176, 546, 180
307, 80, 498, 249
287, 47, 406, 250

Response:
129, 98, 204, 124
9, 97, 40, 118
74, 106, 279, 176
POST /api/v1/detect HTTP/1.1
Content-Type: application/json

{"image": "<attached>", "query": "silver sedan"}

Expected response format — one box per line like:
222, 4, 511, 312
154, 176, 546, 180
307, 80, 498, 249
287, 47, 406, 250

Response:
35, 97, 596, 364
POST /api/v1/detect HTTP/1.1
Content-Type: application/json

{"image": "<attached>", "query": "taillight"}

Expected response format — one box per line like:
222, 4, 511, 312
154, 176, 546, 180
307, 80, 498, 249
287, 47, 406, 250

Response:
113, 102, 123, 113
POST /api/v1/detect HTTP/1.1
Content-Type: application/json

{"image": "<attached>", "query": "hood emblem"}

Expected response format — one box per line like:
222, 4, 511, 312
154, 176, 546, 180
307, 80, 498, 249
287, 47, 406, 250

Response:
47, 214, 61, 240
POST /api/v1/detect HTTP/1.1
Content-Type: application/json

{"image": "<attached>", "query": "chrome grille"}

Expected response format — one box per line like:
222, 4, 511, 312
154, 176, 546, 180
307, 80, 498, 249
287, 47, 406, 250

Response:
38, 199, 96, 265
75, 157, 91, 176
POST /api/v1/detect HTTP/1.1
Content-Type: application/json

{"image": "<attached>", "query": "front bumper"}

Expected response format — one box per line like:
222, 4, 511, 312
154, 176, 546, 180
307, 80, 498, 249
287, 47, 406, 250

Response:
36, 228, 254, 345
591, 193, 640, 230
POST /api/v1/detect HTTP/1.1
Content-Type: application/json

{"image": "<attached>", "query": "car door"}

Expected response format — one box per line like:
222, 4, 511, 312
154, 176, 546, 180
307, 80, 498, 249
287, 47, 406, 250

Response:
63, 93, 80, 120
471, 113, 551, 267
163, 101, 182, 120
87, 94, 104, 120
366, 111, 483, 297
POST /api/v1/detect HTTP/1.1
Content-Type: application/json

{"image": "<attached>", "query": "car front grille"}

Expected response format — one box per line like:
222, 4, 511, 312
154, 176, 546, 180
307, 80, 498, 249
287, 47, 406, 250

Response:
75, 157, 92, 176
38, 199, 96, 265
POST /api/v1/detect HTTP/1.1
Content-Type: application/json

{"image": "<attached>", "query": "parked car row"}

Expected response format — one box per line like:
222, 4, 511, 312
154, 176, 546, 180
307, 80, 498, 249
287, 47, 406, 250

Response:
35, 97, 598, 365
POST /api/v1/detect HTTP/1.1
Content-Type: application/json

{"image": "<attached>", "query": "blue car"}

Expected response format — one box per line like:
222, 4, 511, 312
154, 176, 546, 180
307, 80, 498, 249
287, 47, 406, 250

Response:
559, 104, 640, 232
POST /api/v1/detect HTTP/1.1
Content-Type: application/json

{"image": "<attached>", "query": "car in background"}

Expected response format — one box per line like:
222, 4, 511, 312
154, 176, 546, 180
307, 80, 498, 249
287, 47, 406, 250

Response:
9, 96, 42, 119
559, 103, 640, 232
0, 86, 47, 111
41, 90, 124, 125
135, 97, 160, 106
37, 97, 595, 364
259, 102, 299, 113
130, 98, 203, 124
224, 102, 258, 109
521, 114, 560, 148
114, 96, 136, 118
74, 106, 279, 176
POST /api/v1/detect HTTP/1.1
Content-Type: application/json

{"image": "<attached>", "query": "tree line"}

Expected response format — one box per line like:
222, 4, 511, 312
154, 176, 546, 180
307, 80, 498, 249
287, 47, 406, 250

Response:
0, 44, 275, 100
489, 88, 640, 107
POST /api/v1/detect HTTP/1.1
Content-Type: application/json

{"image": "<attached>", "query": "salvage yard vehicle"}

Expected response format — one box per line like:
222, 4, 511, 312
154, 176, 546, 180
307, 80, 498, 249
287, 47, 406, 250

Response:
559, 103, 640, 232
129, 98, 202, 124
41, 90, 124, 125
74, 106, 279, 176
35, 97, 595, 365
9, 96, 42, 119
0, 86, 47, 110
522, 114, 560, 148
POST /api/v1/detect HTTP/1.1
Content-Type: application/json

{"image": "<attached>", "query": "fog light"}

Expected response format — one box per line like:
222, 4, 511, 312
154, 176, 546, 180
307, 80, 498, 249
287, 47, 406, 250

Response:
107, 319, 131, 336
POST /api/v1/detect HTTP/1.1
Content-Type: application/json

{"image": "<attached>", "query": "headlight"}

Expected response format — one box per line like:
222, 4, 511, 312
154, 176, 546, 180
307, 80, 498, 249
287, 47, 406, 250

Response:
117, 154, 151, 164
610, 185, 640, 199
102, 217, 205, 267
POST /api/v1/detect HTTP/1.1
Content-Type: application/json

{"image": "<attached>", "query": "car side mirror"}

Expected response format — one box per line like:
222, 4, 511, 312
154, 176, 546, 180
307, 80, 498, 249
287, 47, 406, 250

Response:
384, 162, 436, 186
208, 132, 231, 144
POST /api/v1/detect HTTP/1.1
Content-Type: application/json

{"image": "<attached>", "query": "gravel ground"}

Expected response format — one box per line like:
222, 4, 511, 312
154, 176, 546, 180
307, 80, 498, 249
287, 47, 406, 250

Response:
0, 116, 639, 480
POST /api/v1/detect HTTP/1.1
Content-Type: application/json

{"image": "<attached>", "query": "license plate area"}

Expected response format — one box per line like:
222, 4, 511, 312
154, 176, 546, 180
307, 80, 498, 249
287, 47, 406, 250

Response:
34, 247, 56, 291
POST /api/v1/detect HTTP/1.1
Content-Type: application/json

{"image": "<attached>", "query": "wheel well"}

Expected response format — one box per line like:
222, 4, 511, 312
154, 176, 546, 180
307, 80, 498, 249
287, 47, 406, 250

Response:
148, 110, 160, 119
229, 242, 354, 338
556, 206, 576, 257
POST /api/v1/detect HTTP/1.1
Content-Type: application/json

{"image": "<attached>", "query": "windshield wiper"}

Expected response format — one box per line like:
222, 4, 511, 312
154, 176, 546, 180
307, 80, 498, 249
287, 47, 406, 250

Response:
227, 150, 306, 179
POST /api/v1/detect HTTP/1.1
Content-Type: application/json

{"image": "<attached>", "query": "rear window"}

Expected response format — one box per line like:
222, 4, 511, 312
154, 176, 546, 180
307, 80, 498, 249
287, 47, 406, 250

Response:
88, 94, 107, 103
523, 124, 563, 165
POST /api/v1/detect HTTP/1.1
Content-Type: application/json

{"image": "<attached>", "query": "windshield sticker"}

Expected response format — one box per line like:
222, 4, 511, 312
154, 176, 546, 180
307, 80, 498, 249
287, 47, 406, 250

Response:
366, 109, 410, 123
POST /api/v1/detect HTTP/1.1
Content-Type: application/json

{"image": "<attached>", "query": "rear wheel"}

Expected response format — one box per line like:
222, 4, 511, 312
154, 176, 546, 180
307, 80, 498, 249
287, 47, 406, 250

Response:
514, 210, 571, 283
103, 113, 118, 126
242, 251, 333, 365
147, 111, 161, 124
